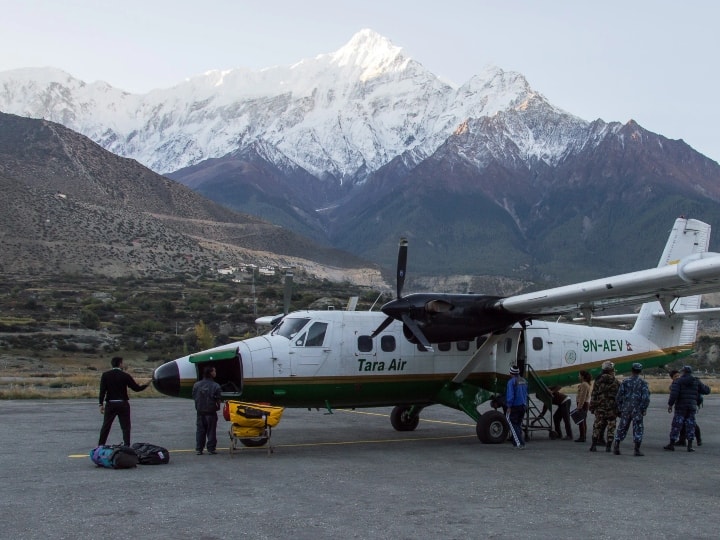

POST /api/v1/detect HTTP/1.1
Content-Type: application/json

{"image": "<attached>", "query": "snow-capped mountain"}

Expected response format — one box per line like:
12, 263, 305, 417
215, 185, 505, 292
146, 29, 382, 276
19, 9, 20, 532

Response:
3, 29, 720, 285
0, 29, 575, 179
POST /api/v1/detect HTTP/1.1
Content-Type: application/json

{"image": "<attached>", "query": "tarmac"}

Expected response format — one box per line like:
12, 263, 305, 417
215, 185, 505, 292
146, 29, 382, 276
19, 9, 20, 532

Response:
1, 395, 719, 540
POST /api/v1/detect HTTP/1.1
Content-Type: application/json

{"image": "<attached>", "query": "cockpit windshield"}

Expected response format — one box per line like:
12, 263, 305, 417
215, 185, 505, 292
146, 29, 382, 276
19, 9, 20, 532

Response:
271, 317, 311, 339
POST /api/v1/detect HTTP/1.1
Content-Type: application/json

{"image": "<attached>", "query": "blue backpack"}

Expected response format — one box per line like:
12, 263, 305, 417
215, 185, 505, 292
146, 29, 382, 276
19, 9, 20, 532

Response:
90, 445, 138, 469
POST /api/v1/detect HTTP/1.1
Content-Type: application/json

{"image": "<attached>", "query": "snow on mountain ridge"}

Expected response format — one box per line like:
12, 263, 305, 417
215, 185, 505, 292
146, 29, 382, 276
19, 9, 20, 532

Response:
0, 30, 573, 177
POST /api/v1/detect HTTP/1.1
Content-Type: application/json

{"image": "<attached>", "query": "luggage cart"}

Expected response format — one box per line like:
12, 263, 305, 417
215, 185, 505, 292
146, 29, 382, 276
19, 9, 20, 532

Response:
225, 401, 285, 457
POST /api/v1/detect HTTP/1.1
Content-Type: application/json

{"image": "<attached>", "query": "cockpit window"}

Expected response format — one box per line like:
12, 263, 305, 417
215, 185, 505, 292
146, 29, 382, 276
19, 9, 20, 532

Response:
304, 322, 328, 347
272, 317, 310, 339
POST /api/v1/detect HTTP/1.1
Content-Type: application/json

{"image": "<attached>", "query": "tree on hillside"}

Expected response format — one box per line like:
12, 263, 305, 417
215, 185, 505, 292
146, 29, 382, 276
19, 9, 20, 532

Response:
195, 320, 214, 350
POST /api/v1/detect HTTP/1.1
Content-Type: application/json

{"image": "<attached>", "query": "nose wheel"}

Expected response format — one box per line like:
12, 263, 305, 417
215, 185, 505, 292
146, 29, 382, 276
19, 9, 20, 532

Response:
390, 405, 421, 431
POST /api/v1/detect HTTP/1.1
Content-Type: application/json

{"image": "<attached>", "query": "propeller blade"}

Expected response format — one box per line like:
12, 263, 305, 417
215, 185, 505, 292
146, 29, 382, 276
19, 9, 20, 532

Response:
396, 238, 408, 299
401, 313, 434, 352
370, 316, 394, 338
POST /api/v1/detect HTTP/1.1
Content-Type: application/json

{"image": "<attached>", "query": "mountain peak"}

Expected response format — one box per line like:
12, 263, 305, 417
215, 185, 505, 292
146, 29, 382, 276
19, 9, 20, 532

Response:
328, 29, 409, 80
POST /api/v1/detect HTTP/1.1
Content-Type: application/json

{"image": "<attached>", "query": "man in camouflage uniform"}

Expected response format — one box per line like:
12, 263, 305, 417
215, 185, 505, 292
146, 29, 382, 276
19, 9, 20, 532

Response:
589, 360, 620, 452
613, 362, 650, 456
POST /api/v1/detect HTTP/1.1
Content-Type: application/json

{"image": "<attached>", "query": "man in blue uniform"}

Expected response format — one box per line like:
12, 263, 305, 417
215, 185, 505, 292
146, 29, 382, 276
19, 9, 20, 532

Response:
613, 362, 650, 456
98, 356, 150, 446
506, 365, 529, 449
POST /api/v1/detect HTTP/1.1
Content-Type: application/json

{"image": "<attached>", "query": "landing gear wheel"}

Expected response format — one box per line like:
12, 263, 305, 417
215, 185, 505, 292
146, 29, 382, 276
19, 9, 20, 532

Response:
476, 410, 509, 444
390, 405, 420, 431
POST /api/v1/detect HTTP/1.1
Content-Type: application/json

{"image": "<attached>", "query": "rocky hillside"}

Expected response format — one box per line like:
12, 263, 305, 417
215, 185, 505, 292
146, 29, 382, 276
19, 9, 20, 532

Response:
0, 112, 384, 286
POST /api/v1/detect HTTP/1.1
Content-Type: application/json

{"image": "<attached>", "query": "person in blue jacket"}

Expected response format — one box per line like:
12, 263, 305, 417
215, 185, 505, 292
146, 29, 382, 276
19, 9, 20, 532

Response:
506, 365, 529, 449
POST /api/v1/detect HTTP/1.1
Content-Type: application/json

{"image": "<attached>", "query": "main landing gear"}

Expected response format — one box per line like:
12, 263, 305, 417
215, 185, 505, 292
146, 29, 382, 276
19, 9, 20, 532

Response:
389, 405, 510, 445
476, 410, 510, 444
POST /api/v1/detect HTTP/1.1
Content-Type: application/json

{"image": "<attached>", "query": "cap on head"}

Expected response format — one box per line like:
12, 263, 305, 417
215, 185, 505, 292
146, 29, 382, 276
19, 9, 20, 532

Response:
601, 360, 614, 371
509, 366, 520, 375
681, 365, 693, 374
631, 362, 643, 372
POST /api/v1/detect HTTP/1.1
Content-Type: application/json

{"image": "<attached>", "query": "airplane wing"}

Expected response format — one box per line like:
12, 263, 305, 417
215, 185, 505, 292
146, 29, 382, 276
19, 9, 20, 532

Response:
498, 251, 720, 316
373, 217, 720, 346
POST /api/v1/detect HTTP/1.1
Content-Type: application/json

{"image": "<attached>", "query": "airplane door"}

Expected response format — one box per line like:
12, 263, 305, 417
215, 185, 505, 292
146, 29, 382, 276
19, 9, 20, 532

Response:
494, 328, 523, 374
525, 327, 551, 371
288, 319, 332, 376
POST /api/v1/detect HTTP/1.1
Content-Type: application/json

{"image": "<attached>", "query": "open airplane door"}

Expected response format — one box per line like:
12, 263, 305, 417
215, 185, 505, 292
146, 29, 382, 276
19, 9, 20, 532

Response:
189, 347, 243, 399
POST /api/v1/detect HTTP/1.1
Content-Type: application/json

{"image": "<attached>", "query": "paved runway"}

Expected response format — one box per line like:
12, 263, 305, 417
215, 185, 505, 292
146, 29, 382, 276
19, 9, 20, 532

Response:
1, 396, 719, 539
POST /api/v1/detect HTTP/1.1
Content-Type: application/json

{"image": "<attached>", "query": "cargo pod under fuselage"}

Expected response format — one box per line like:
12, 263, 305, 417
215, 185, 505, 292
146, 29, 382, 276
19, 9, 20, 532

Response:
189, 347, 243, 399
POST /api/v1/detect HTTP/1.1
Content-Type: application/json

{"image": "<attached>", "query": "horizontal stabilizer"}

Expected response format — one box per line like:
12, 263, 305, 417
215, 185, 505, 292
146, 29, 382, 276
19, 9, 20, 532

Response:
651, 307, 720, 321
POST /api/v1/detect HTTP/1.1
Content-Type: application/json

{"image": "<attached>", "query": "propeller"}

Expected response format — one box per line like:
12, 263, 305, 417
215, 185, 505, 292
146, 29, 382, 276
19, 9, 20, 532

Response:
371, 238, 434, 352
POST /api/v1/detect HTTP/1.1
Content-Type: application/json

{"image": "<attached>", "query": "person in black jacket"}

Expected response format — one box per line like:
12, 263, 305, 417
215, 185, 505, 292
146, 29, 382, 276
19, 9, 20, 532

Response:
192, 366, 223, 455
98, 356, 150, 446
669, 370, 703, 447
664, 366, 711, 452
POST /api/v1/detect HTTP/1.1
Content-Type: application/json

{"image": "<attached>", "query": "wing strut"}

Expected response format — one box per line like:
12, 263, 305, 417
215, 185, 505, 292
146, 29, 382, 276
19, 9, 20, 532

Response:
452, 333, 503, 384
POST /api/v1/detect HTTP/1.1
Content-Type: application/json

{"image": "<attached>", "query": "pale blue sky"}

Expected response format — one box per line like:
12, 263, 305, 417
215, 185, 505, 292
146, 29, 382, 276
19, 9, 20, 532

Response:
2, 0, 719, 162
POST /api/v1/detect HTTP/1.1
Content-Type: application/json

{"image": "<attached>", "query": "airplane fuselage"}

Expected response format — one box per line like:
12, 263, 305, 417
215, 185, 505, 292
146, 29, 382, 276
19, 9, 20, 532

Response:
153, 309, 691, 412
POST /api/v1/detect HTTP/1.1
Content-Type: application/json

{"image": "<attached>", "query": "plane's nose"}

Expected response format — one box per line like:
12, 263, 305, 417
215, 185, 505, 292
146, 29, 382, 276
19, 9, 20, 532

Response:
152, 360, 180, 397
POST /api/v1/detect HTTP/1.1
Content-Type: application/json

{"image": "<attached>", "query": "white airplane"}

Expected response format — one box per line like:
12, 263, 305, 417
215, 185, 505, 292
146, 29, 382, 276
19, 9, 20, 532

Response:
152, 216, 720, 445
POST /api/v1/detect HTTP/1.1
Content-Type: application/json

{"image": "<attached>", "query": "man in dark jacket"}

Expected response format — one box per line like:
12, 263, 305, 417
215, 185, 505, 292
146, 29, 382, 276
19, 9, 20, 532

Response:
664, 365, 711, 452
192, 366, 223, 455
98, 356, 150, 446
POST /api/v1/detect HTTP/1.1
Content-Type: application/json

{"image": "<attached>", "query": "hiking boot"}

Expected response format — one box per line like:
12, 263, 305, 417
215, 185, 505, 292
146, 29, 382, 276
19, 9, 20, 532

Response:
663, 441, 675, 451
589, 438, 597, 452
613, 440, 620, 455
634, 442, 644, 457
687, 441, 694, 453
605, 441, 613, 453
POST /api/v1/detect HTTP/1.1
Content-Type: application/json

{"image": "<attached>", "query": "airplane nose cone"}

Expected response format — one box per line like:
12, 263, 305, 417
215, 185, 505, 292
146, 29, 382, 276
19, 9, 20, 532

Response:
152, 361, 180, 397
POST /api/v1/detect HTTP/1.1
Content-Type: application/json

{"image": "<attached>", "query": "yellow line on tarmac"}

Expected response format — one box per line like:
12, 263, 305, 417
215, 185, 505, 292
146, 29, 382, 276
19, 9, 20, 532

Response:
70, 409, 476, 457
334, 408, 475, 427
71, 434, 476, 458
273, 434, 476, 448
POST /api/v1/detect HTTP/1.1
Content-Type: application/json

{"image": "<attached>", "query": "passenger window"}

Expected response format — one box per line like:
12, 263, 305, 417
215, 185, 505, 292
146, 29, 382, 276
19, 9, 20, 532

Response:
504, 338, 513, 354
532, 337, 543, 351
358, 335, 373, 352
304, 322, 328, 347
381, 335, 396, 352
457, 341, 469, 352
294, 333, 306, 347
438, 342, 451, 352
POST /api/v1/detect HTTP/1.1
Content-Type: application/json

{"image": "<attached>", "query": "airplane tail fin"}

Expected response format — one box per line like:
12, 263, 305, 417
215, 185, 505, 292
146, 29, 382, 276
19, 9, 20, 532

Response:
632, 217, 711, 347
